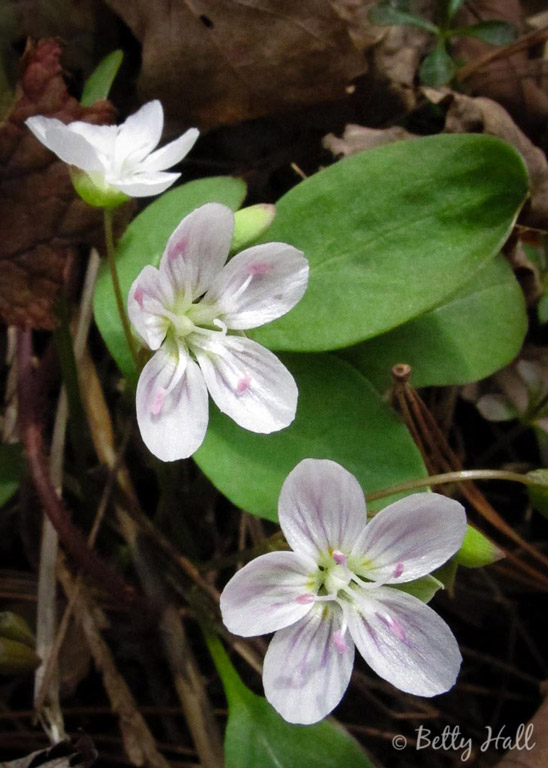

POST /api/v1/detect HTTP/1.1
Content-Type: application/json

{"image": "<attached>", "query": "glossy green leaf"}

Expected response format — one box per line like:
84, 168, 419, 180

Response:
420, 44, 455, 86
207, 634, 374, 768
368, 3, 438, 33
195, 354, 427, 521
454, 525, 504, 568
251, 134, 528, 352
93, 176, 247, 380
456, 21, 517, 46
0, 444, 24, 507
81, 50, 123, 106
342, 255, 527, 391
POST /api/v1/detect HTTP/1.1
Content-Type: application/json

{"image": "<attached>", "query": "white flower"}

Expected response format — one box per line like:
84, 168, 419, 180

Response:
127, 202, 309, 461
25, 100, 198, 199
221, 459, 466, 724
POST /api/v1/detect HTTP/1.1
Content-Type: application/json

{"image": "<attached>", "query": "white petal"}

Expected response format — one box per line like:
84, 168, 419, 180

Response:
127, 265, 174, 350
140, 128, 199, 172
159, 203, 234, 302
202, 243, 309, 330
263, 604, 354, 724
352, 493, 466, 584
67, 121, 118, 165
193, 335, 297, 433
278, 459, 367, 560
348, 586, 461, 696
26, 116, 103, 172
113, 171, 181, 197
220, 551, 317, 637
136, 343, 208, 461
114, 100, 164, 169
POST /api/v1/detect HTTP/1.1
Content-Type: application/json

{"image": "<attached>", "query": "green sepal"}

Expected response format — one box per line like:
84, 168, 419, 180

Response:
454, 525, 504, 568
232, 204, 276, 252
70, 167, 130, 209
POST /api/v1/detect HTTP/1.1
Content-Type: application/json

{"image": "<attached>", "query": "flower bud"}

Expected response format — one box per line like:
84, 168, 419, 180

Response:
231, 204, 276, 252
454, 525, 504, 568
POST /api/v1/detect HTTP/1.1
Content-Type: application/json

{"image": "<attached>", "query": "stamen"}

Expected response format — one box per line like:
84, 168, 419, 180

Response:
332, 550, 347, 566
231, 274, 253, 303
376, 612, 407, 643
296, 593, 315, 604
213, 318, 228, 335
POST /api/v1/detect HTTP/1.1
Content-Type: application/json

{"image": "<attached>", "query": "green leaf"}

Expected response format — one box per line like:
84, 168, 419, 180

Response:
448, 0, 466, 19
419, 44, 455, 86
456, 21, 517, 46
368, 3, 438, 33
0, 637, 40, 675
207, 634, 374, 768
93, 176, 247, 381
395, 574, 443, 602
538, 294, 548, 325
250, 134, 528, 352
81, 50, 123, 106
342, 255, 527, 390
195, 354, 427, 521
527, 469, 548, 519
454, 525, 504, 568
0, 444, 24, 507
0, 612, 35, 647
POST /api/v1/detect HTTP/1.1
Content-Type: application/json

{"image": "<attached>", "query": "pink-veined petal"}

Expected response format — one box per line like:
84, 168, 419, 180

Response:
202, 242, 308, 330
278, 459, 367, 560
193, 334, 297, 433
348, 586, 461, 697
113, 171, 181, 198
352, 493, 466, 584
25, 117, 103, 173
127, 265, 174, 350
136, 342, 208, 461
220, 551, 317, 637
114, 100, 164, 169
158, 203, 234, 302
140, 128, 199, 172
263, 604, 354, 724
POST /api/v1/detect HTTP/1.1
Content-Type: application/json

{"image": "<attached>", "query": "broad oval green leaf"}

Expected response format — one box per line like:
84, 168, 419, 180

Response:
0, 444, 24, 507
251, 134, 528, 353
195, 354, 427, 521
342, 254, 527, 391
81, 50, 123, 106
93, 176, 247, 381
208, 635, 374, 768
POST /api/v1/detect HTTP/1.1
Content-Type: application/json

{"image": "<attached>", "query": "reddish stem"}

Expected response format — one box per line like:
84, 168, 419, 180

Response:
16, 329, 137, 607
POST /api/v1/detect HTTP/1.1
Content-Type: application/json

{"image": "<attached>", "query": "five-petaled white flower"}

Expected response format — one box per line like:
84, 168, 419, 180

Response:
25, 100, 198, 199
221, 459, 466, 724
127, 202, 309, 461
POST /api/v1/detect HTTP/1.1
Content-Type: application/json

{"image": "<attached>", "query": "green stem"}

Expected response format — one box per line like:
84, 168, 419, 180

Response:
103, 208, 140, 369
366, 469, 544, 502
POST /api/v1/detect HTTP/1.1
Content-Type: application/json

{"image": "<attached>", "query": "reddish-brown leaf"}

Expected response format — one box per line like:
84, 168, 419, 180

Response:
0, 38, 116, 330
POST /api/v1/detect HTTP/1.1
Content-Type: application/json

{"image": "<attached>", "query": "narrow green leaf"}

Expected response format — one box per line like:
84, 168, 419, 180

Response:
455, 21, 517, 46
207, 634, 374, 768
93, 176, 247, 381
0, 612, 35, 647
81, 50, 123, 106
448, 0, 466, 19
251, 134, 528, 352
0, 443, 24, 507
368, 3, 438, 33
455, 526, 504, 568
527, 469, 548, 519
342, 255, 527, 391
195, 354, 427, 521
419, 44, 455, 86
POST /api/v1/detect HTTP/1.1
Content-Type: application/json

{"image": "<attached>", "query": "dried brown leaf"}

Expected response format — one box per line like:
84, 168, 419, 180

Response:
0, 735, 97, 768
104, 0, 369, 127
0, 39, 116, 330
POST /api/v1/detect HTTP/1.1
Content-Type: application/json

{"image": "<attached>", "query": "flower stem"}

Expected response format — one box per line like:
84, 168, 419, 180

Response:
103, 208, 140, 370
367, 469, 544, 502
